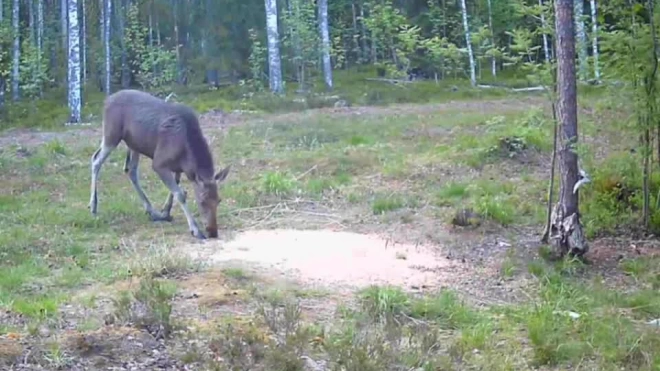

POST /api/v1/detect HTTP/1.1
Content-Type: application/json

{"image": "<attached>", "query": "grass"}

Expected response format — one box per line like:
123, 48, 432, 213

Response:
0, 78, 659, 369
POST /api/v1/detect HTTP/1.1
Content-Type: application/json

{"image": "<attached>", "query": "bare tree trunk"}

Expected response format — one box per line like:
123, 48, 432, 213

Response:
574, 0, 588, 81
28, 0, 35, 44
589, 0, 600, 82
459, 0, 476, 86
67, 0, 81, 124
82, 0, 87, 83
37, 0, 43, 96
540, 0, 551, 63
265, 0, 283, 94
550, 0, 588, 258
11, 0, 20, 101
104, 0, 111, 94
0, 0, 5, 106
318, 0, 333, 90
486, 0, 496, 77
61, 0, 67, 53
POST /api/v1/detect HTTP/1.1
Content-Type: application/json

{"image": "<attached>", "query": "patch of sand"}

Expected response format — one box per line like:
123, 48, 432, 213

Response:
184, 229, 460, 290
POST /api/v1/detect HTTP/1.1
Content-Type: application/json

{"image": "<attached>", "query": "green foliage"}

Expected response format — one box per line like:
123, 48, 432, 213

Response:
19, 37, 49, 98
247, 28, 267, 91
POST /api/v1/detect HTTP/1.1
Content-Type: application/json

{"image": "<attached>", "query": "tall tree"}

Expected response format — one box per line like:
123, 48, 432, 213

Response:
459, 0, 476, 86
318, 0, 332, 90
550, 0, 588, 257
486, 0, 496, 77
11, 0, 19, 101
104, 0, 111, 94
67, 0, 81, 123
265, 0, 283, 93
590, 0, 600, 82
540, 0, 551, 63
574, 0, 588, 81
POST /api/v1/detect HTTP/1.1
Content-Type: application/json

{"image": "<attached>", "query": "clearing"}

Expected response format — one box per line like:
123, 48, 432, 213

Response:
1, 95, 659, 370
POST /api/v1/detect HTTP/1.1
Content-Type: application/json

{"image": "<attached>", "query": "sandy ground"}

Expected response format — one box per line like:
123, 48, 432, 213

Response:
184, 229, 464, 292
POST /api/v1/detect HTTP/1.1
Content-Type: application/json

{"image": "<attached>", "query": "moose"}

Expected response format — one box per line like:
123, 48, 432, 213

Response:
88, 89, 230, 240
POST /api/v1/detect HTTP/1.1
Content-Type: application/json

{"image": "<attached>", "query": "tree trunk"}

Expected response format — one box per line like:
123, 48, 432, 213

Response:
11, 0, 20, 101
119, 0, 129, 88
540, 0, 551, 63
61, 0, 67, 55
590, 0, 600, 82
486, 0, 496, 77
37, 0, 43, 96
67, 0, 81, 124
104, 0, 111, 94
265, 0, 283, 94
459, 0, 476, 86
0, 0, 4, 106
574, 0, 588, 81
81, 0, 87, 83
318, 0, 333, 90
549, 0, 588, 258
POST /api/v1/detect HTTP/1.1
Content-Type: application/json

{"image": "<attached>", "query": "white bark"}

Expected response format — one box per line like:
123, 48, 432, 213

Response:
61, 0, 67, 52
37, 0, 43, 56
539, 0, 551, 63
265, 0, 283, 93
486, 0, 496, 76
82, 0, 87, 82
67, 0, 82, 124
11, 0, 19, 101
590, 0, 600, 82
459, 0, 476, 86
318, 0, 333, 90
104, 0, 111, 94
574, 0, 588, 80
28, 0, 34, 44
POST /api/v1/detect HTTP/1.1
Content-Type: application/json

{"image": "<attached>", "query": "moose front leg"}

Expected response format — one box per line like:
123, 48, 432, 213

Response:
126, 150, 173, 222
153, 166, 206, 239
160, 172, 182, 220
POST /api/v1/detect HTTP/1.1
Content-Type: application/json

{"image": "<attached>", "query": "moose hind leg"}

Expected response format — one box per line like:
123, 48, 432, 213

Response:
153, 166, 206, 239
160, 172, 181, 219
89, 140, 117, 215
126, 150, 172, 222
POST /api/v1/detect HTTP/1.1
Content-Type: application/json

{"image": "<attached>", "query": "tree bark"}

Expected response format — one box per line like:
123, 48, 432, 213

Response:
590, 0, 600, 82
459, 0, 476, 86
265, 0, 283, 94
67, 0, 81, 124
318, 0, 333, 90
550, 0, 588, 258
540, 0, 551, 63
574, 0, 588, 81
104, 0, 111, 94
11, 0, 20, 101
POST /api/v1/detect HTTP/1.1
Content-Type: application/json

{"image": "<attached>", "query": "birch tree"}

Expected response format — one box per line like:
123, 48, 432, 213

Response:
590, 0, 600, 82
574, 0, 588, 81
11, 0, 19, 101
459, 0, 476, 86
37, 0, 43, 78
265, 0, 283, 94
0, 0, 3, 106
67, 0, 81, 124
318, 0, 333, 90
540, 0, 551, 63
81, 0, 86, 82
549, 0, 588, 258
486, 0, 496, 76
104, 0, 111, 94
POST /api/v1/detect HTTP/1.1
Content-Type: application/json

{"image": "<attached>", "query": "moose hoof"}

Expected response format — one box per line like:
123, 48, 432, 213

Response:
148, 212, 173, 222
191, 230, 207, 240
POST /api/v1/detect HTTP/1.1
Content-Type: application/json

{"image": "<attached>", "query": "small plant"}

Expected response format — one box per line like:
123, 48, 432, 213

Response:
262, 171, 296, 195
371, 195, 405, 214
112, 277, 177, 339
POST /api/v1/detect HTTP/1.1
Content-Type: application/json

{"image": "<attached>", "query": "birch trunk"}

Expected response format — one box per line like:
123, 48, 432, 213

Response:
540, 0, 551, 62
0, 0, 4, 105
265, 0, 283, 94
61, 0, 67, 52
318, 0, 332, 90
550, 0, 588, 258
82, 0, 86, 83
590, 0, 600, 82
28, 0, 35, 44
67, 0, 81, 124
486, 0, 496, 77
574, 0, 588, 81
104, 0, 111, 94
459, 0, 476, 86
11, 0, 19, 101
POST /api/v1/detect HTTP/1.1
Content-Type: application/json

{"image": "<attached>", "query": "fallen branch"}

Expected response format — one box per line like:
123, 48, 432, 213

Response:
477, 84, 546, 92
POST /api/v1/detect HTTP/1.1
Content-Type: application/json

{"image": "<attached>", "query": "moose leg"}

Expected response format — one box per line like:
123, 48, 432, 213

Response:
153, 167, 206, 239
160, 172, 181, 219
125, 150, 173, 222
89, 140, 117, 215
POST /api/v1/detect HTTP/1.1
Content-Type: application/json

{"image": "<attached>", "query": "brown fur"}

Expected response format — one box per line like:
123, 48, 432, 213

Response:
89, 89, 230, 239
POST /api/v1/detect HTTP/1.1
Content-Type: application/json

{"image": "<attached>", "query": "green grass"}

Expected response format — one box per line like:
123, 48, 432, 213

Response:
0, 83, 657, 369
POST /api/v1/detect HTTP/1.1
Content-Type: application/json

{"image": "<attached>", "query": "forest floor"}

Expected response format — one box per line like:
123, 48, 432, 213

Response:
1, 94, 659, 370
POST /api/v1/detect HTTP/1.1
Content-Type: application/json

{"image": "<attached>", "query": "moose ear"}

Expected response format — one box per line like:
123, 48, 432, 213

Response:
214, 165, 231, 183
